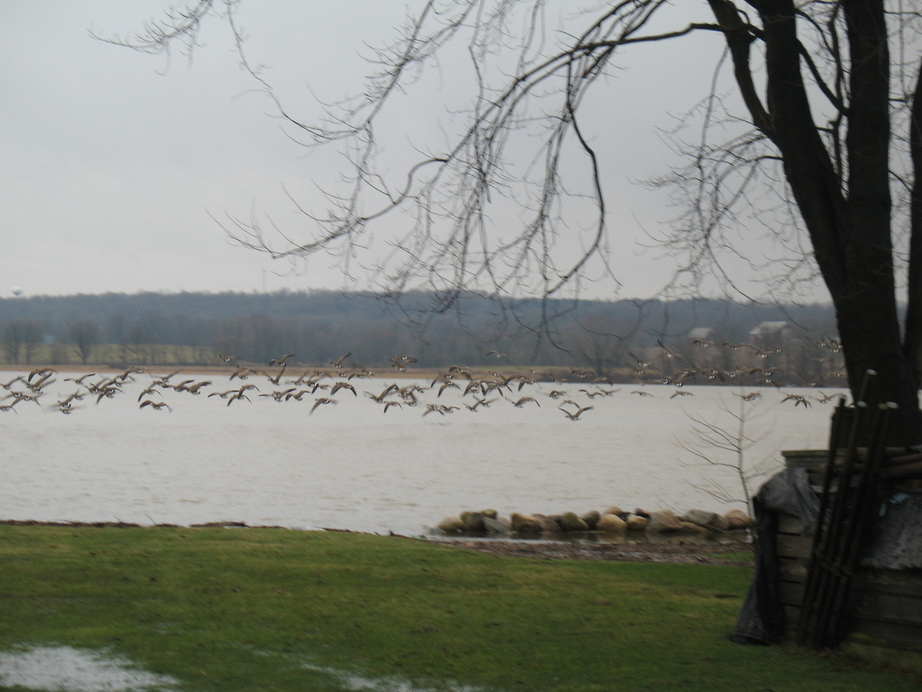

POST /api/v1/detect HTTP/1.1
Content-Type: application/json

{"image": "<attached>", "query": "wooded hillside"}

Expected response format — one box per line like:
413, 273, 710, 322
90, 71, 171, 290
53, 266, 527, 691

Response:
0, 291, 839, 383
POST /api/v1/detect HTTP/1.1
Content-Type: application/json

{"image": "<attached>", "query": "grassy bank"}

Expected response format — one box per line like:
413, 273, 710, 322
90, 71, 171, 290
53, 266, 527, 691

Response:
0, 526, 915, 691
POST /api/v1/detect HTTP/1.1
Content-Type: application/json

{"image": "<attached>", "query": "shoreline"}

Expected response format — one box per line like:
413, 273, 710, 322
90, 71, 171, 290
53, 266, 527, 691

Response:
0, 519, 752, 565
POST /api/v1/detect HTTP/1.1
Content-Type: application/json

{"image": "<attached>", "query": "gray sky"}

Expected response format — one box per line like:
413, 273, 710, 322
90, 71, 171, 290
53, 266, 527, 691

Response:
1, 1, 832, 302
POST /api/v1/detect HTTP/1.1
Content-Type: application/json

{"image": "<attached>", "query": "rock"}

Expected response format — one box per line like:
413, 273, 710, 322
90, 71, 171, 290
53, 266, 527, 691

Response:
510, 512, 543, 533
437, 516, 465, 533
633, 508, 651, 519
480, 509, 499, 519
603, 506, 625, 518
559, 512, 590, 532
483, 516, 513, 536
645, 510, 685, 534
533, 514, 563, 533
683, 509, 729, 531
597, 513, 627, 533
711, 514, 730, 531
625, 514, 648, 531
724, 509, 753, 529
677, 521, 709, 535
461, 511, 486, 532
581, 510, 601, 530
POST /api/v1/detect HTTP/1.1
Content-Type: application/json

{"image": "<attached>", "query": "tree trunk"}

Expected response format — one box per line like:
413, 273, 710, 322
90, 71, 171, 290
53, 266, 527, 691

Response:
835, 290, 922, 445
713, 0, 921, 445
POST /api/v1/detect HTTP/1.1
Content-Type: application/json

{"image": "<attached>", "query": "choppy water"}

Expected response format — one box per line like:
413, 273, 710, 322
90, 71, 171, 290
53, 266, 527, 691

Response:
2, 370, 839, 535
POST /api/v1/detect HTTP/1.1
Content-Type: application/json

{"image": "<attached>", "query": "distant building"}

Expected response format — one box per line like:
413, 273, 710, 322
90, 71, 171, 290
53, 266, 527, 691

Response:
749, 321, 793, 347
687, 327, 716, 344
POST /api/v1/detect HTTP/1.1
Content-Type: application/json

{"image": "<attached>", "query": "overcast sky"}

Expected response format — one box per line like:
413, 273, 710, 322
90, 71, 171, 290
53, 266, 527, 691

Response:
1, 1, 833, 303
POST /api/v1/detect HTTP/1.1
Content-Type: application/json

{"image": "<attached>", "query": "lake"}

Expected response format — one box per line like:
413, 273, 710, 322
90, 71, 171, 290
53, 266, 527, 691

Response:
2, 369, 839, 535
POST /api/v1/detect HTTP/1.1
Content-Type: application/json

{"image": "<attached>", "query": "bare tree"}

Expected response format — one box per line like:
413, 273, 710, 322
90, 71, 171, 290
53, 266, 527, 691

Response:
681, 390, 778, 521
564, 308, 644, 379
108, 1, 922, 443
2, 320, 43, 364
69, 319, 101, 365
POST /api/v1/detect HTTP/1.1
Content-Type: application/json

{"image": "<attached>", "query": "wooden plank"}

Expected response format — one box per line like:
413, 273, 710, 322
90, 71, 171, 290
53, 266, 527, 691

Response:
782, 605, 801, 632
840, 637, 922, 676
852, 591, 922, 627
777, 514, 806, 535
855, 569, 922, 598
779, 557, 808, 582
845, 618, 922, 649
779, 581, 805, 607
776, 534, 813, 560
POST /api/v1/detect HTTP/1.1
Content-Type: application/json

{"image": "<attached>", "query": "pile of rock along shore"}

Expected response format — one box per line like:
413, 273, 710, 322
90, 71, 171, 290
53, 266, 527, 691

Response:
436, 506, 752, 538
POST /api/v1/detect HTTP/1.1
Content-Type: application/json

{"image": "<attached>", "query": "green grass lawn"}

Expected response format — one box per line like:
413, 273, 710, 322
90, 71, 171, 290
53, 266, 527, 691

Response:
0, 525, 916, 691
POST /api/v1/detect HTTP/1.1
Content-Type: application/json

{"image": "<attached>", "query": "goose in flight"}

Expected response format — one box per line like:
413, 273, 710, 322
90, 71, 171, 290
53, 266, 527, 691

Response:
261, 388, 297, 402
367, 384, 399, 403
230, 367, 255, 380
27, 367, 55, 383
559, 405, 592, 421
463, 380, 485, 396
151, 370, 182, 387
116, 367, 148, 382
139, 399, 172, 412
330, 353, 352, 369
330, 381, 357, 396
266, 366, 287, 386
437, 380, 460, 397
55, 392, 84, 407
182, 380, 212, 395
782, 394, 812, 408
63, 373, 96, 385
422, 403, 458, 417
52, 393, 83, 414
311, 397, 336, 414
1, 375, 25, 390
465, 397, 497, 411
225, 391, 252, 406
510, 396, 540, 408
269, 353, 295, 366
579, 388, 607, 399
390, 354, 417, 370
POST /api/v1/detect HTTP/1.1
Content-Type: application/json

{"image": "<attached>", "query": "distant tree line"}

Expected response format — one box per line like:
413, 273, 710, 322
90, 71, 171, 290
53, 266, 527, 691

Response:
0, 290, 841, 384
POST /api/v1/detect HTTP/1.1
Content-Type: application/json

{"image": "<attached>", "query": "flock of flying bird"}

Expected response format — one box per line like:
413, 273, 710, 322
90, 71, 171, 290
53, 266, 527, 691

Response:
0, 340, 843, 420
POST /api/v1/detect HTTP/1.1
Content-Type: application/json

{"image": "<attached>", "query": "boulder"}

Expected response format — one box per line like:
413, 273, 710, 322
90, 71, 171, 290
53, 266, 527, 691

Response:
625, 514, 648, 532
645, 510, 685, 534
597, 513, 627, 533
559, 512, 590, 532
483, 516, 513, 536
437, 516, 465, 534
633, 508, 651, 519
510, 512, 543, 533
677, 521, 710, 535
581, 510, 601, 530
724, 509, 753, 530
683, 509, 729, 531
461, 511, 486, 532
603, 506, 625, 518
533, 514, 563, 533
